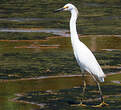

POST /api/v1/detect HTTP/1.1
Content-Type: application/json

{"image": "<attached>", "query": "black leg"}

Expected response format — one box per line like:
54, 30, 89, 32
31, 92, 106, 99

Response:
71, 71, 87, 107
91, 74, 104, 102
90, 74, 109, 107
80, 74, 86, 104
97, 81, 104, 102
79, 71, 87, 106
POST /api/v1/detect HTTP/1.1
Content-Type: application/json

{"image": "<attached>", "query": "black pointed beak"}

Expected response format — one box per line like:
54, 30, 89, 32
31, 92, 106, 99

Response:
53, 7, 64, 13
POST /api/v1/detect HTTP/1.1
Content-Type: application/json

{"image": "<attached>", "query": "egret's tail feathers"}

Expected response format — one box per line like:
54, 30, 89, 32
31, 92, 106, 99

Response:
98, 73, 106, 82
98, 77, 104, 82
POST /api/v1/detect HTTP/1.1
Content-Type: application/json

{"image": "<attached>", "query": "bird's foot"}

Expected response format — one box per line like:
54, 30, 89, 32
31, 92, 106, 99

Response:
78, 103, 87, 107
92, 102, 109, 108
71, 103, 87, 107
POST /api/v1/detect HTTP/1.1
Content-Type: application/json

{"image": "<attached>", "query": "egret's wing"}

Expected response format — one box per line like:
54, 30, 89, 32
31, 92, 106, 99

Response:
73, 41, 105, 81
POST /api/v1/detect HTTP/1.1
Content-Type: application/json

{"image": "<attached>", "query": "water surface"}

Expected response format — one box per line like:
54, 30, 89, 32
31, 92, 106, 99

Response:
0, 0, 121, 110
0, 35, 121, 110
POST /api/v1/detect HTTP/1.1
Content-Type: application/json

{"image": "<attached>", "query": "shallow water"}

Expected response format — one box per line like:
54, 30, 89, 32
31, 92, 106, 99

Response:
0, 35, 121, 110
0, 0, 121, 110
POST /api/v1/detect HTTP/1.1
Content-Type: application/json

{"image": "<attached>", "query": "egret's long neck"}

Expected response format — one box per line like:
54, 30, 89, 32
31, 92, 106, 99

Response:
70, 8, 79, 44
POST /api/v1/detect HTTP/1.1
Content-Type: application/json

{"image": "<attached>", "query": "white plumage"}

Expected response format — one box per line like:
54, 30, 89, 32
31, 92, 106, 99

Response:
65, 3, 105, 82
73, 39, 105, 82
54, 3, 109, 107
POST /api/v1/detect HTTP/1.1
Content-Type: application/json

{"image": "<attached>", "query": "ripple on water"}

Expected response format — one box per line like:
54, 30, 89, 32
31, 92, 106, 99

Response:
0, 28, 69, 37
0, 18, 57, 22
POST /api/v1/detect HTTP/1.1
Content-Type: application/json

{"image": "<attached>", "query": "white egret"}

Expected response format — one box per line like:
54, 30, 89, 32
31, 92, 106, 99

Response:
54, 3, 109, 107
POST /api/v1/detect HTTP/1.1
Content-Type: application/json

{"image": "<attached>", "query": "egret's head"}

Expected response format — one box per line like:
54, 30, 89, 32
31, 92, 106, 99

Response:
54, 3, 76, 13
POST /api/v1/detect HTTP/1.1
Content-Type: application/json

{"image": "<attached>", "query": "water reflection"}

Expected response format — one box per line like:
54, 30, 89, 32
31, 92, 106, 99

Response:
0, 28, 69, 37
